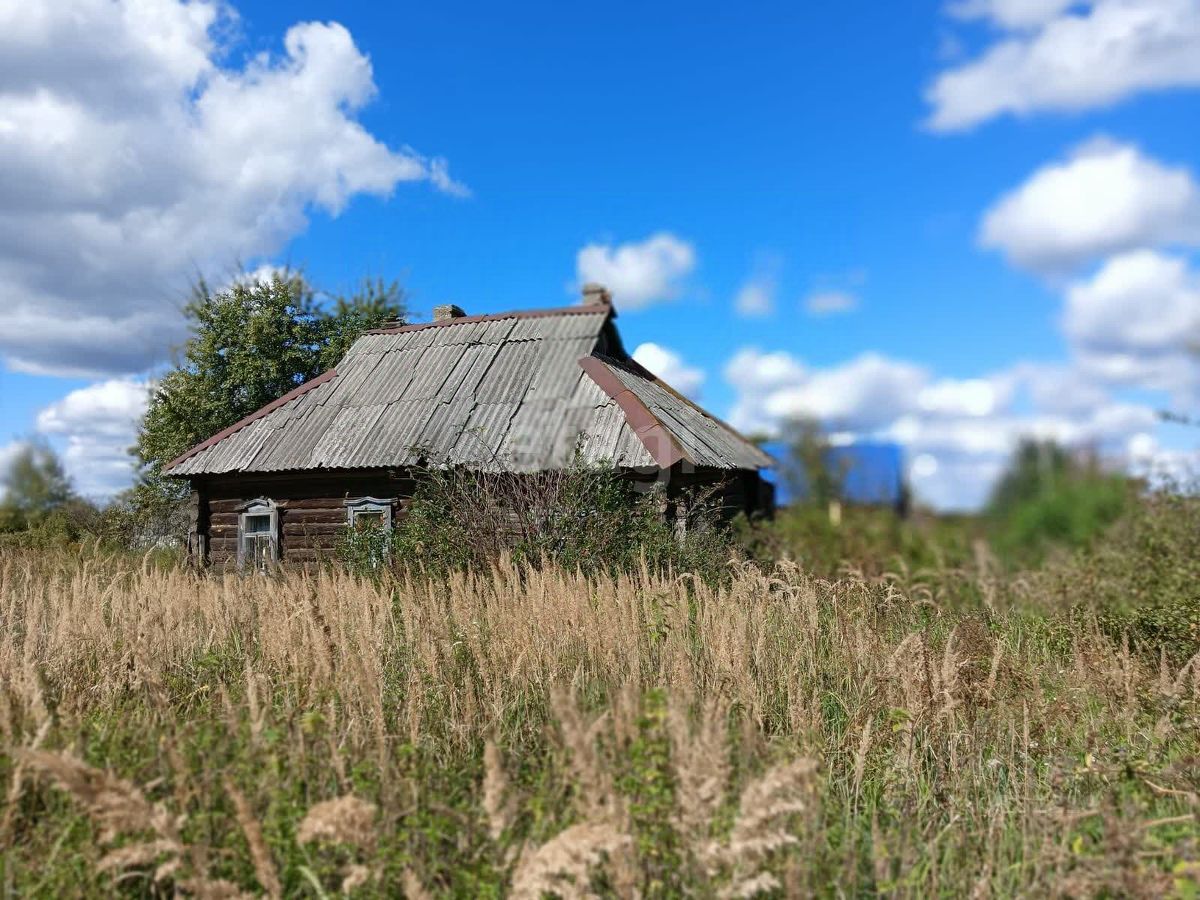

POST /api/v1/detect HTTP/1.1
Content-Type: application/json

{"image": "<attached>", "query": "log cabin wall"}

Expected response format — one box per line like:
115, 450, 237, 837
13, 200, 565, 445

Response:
195, 470, 415, 568
189, 465, 772, 569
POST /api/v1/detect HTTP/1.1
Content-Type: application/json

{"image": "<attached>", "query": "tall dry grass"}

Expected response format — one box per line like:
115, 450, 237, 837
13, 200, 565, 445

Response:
0, 547, 1197, 896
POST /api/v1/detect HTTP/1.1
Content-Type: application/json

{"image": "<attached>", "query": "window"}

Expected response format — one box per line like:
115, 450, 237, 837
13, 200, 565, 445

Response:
237, 499, 278, 570
345, 497, 393, 530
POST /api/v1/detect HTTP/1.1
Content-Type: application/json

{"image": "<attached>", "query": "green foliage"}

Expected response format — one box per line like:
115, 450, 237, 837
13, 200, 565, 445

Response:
0, 439, 75, 531
338, 466, 733, 582
615, 690, 682, 897
1055, 488, 1200, 659
986, 439, 1130, 565
780, 416, 845, 509
735, 503, 976, 580
132, 272, 405, 537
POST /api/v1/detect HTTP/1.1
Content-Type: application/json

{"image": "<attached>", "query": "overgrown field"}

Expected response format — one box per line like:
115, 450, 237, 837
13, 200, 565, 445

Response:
1, 532, 1198, 898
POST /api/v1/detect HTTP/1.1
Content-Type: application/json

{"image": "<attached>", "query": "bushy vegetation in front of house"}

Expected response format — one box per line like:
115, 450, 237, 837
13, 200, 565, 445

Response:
338, 465, 733, 583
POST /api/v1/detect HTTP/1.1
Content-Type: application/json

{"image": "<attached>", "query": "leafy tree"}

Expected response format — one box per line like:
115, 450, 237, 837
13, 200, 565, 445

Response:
986, 438, 1130, 565
0, 439, 75, 531
780, 417, 845, 509
133, 272, 405, 516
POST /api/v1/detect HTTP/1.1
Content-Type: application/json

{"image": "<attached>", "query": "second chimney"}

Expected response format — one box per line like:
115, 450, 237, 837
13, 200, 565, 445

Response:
580, 283, 612, 306
433, 303, 467, 322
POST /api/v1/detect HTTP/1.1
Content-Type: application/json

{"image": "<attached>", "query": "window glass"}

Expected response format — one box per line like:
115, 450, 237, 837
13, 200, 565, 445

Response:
244, 514, 272, 534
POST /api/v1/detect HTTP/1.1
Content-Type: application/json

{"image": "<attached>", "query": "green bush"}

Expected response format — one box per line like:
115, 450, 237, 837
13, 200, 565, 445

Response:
336, 466, 733, 582
1048, 488, 1200, 659
986, 440, 1131, 566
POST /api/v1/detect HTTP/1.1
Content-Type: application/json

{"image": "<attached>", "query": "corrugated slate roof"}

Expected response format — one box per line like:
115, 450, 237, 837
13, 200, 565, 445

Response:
164, 303, 768, 476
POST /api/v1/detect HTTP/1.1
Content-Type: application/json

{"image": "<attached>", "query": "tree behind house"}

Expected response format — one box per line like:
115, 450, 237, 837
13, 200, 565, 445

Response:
130, 273, 406, 535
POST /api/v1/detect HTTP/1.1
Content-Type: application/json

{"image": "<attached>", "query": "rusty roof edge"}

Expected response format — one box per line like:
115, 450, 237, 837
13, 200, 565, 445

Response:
593, 354, 772, 470
162, 368, 340, 475
368, 303, 614, 336
577, 356, 689, 469
622, 357, 774, 469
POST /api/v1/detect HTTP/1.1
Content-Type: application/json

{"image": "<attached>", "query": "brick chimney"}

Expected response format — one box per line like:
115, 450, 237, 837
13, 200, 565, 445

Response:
580, 283, 612, 307
433, 303, 467, 322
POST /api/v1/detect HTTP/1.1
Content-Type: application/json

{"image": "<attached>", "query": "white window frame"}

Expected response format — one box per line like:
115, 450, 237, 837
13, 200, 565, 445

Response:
344, 497, 393, 530
237, 498, 279, 570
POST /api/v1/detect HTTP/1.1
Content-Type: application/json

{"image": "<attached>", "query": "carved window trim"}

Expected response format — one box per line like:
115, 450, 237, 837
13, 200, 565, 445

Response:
237, 498, 279, 570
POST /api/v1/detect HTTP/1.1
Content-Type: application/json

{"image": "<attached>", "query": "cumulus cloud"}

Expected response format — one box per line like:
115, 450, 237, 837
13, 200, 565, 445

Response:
734, 278, 776, 318
36, 378, 149, 498
948, 0, 1078, 28
0, 0, 464, 377
733, 254, 782, 318
980, 139, 1200, 274
727, 350, 925, 435
927, 0, 1200, 132
804, 290, 860, 317
1064, 249, 1200, 395
724, 346, 1159, 510
632, 343, 706, 399
1127, 431, 1200, 486
575, 233, 696, 310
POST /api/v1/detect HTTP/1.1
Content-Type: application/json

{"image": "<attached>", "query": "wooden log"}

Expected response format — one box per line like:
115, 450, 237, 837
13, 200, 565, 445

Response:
281, 510, 349, 524
283, 522, 346, 536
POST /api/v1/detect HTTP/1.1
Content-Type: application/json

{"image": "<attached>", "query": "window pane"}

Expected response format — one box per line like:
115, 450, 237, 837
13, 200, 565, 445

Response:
355, 511, 385, 526
244, 514, 272, 534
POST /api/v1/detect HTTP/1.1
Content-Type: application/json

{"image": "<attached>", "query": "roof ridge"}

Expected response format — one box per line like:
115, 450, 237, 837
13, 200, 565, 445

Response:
368, 303, 613, 335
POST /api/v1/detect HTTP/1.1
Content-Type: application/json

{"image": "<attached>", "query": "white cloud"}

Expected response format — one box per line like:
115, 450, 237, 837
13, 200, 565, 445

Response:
575, 233, 696, 310
1064, 249, 1200, 395
1127, 431, 1200, 486
948, 0, 1078, 28
0, 0, 464, 376
733, 254, 782, 318
927, 0, 1200, 131
36, 378, 149, 498
734, 278, 776, 318
632, 342, 706, 399
724, 346, 1162, 510
727, 351, 926, 435
804, 290, 860, 317
980, 139, 1200, 274
918, 377, 1011, 417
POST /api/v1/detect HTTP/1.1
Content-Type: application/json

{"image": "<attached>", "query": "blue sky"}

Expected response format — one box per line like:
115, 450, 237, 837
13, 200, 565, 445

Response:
3, 0, 1199, 508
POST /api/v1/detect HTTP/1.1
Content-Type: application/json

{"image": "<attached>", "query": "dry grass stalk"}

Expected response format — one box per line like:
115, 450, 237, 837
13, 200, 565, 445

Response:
224, 779, 282, 898
510, 822, 632, 900
19, 749, 183, 873
669, 695, 731, 842
700, 756, 819, 896
296, 794, 378, 850
482, 737, 516, 841
551, 686, 619, 822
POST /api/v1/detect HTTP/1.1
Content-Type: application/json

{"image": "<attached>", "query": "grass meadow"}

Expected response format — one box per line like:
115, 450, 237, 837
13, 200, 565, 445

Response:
0, 512, 1198, 897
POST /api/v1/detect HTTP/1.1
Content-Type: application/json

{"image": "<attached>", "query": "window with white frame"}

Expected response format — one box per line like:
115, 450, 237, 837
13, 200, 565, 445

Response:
237, 499, 278, 569
345, 497, 393, 530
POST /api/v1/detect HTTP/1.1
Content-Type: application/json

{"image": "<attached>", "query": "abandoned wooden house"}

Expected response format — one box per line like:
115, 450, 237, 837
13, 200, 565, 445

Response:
164, 284, 774, 567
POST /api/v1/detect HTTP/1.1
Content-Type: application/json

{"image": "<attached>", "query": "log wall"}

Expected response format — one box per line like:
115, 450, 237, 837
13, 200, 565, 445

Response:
195, 471, 414, 568
188, 465, 772, 569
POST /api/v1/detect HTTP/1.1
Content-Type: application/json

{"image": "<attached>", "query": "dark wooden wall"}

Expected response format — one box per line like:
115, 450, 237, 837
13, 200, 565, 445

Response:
195, 471, 414, 568
188, 465, 771, 568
